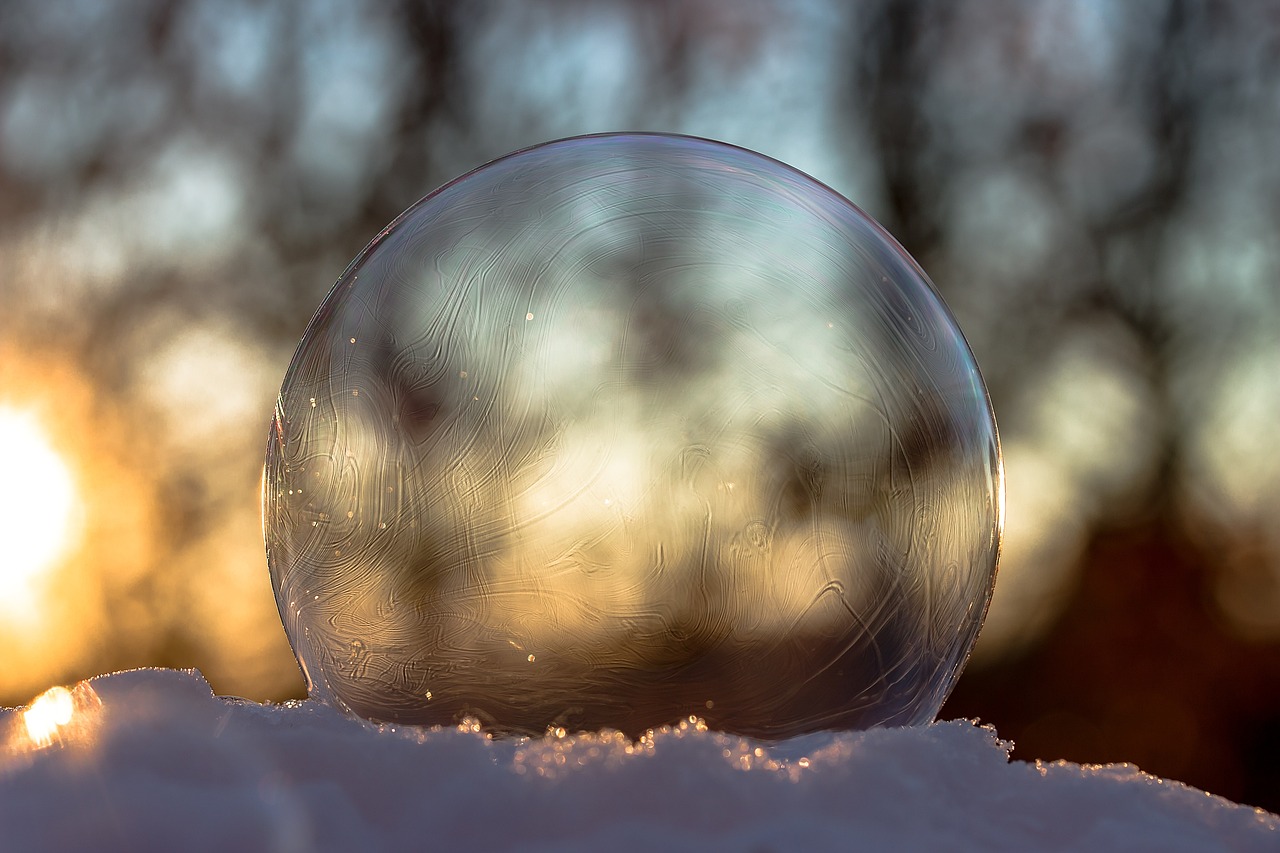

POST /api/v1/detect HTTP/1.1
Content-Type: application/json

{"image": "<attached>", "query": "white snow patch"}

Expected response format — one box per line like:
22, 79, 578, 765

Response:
1, 668, 1275, 852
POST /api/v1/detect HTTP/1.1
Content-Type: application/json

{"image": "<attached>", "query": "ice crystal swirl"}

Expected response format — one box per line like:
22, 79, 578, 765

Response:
264, 134, 1002, 738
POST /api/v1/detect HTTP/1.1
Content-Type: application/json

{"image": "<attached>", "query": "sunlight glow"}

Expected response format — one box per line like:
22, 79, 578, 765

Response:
22, 686, 74, 747
0, 408, 79, 619
17, 682, 102, 751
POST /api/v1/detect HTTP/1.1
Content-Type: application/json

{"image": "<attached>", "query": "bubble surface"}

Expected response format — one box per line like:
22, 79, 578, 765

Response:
263, 133, 1002, 738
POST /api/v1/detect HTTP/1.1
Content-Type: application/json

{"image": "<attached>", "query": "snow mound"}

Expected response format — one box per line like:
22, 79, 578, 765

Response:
1, 668, 1275, 852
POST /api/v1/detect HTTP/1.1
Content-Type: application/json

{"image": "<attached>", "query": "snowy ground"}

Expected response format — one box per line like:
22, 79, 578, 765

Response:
1, 669, 1275, 852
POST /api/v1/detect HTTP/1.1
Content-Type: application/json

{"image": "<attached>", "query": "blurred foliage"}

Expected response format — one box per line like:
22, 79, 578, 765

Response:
0, 0, 1278, 810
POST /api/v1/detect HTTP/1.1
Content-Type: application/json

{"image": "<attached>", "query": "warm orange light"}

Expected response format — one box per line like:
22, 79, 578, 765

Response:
0, 408, 80, 624
0, 347, 162, 703
22, 685, 75, 747
14, 682, 102, 752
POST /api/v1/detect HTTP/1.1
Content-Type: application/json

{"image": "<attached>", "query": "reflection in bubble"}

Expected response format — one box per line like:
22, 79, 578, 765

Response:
264, 134, 1002, 738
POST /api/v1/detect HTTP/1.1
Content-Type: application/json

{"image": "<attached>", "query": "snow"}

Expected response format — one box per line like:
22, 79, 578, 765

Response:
1, 669, 1275, 852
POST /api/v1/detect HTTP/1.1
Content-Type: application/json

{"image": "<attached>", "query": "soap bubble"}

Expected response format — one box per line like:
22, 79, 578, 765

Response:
263, 134, 1002, 738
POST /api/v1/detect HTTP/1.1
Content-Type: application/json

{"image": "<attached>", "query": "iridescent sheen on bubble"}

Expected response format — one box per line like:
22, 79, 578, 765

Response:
263, 134, 1002, 738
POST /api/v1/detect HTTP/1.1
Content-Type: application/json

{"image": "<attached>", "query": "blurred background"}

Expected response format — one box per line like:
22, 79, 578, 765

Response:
1, 0, 1278, 810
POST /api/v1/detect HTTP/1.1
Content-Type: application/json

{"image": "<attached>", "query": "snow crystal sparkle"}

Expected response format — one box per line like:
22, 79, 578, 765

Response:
262, 133, 1002, 737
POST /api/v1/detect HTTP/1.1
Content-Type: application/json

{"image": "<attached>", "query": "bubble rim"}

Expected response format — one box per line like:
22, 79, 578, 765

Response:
263, 131, 1005, 727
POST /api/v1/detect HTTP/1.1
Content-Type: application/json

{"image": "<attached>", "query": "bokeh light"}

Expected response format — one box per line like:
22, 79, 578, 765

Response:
10, 682, 102, 753
22, 685, 74, 747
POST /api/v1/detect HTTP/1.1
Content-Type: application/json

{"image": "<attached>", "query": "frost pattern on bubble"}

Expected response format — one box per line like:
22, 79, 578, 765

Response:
263, 134, 1002, 738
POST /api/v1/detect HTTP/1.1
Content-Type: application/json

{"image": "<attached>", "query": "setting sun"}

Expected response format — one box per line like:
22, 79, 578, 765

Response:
0, 408, 79, 621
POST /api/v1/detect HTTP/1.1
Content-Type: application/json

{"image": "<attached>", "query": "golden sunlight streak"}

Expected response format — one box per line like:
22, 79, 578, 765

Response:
0, 409, 79, 622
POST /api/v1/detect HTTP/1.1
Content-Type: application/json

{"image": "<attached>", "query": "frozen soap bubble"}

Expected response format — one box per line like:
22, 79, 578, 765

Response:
263, 133, 1002, 738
